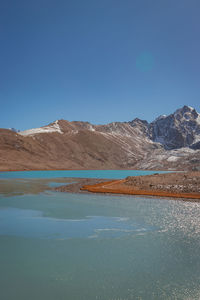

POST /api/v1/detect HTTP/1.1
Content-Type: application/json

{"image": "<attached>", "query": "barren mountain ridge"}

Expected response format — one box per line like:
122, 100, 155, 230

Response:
1, 106, 200, 171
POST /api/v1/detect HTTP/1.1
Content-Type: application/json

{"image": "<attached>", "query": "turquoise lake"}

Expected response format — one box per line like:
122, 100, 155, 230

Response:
0, 169, 169, 179
0, 170, 200, 300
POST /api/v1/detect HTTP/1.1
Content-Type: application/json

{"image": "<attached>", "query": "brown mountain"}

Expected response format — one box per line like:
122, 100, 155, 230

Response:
1, 106, 200, 171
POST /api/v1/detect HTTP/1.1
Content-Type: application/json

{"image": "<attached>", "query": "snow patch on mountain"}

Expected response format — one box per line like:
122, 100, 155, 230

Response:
154, 115, 167, 121
197, 114, 200, 125
89, 125, 95, 132
9, 128, 20, 133
167, 156, 179, 162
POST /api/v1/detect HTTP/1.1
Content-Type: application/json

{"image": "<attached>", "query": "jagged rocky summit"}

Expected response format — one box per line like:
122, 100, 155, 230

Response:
149, 106, 200, 150
0, 106, 200, 171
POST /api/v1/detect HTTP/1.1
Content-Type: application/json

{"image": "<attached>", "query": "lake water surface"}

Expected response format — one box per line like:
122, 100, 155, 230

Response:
0, 170, 200, 299
0, 169, 169, 179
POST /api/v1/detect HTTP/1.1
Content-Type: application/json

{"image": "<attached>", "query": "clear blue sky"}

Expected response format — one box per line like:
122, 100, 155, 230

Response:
0, 0, 200, 130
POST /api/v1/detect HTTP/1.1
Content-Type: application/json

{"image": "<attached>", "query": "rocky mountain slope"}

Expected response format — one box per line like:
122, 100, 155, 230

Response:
0, 106, 200, 171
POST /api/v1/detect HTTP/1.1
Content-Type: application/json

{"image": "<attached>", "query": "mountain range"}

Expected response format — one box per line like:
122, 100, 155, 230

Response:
0, 105, 200, 171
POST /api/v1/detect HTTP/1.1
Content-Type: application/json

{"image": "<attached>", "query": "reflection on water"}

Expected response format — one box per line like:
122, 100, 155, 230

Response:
0, 177, 200, 299
47, 182, 75, 188
0, 207, 154, 239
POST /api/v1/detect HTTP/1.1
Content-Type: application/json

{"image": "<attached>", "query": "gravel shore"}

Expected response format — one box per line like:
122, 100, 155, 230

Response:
54, 172, 200, 200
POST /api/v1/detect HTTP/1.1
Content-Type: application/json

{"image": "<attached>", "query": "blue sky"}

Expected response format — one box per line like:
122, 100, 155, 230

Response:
0, 0, 200, 130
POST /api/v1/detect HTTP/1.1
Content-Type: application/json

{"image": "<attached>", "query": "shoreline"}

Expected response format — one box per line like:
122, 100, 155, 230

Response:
81, 180, 200, 201
1, 169, 199, 201
54, 172, 200, 201
0, 168, 178, 172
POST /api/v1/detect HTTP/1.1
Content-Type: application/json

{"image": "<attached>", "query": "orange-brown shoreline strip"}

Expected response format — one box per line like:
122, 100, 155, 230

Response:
81, 179, 200, 200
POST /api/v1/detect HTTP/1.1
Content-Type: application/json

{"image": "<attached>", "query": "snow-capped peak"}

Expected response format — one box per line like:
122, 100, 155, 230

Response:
19, 120, 63, 136
174, 105, 196, 116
